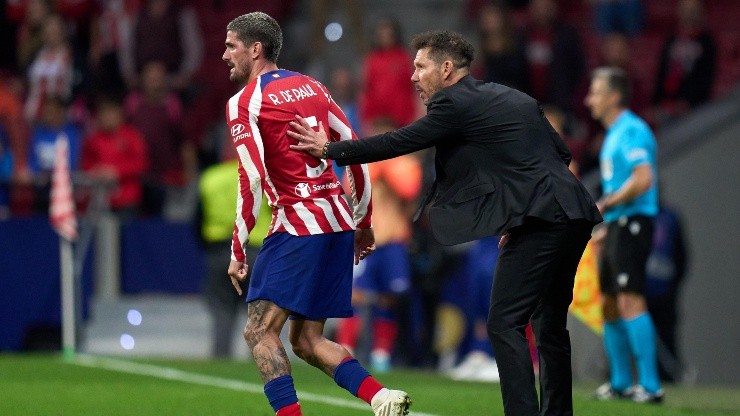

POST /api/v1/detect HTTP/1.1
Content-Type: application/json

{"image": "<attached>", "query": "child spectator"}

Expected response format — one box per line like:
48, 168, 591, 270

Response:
81, 95, 147, 217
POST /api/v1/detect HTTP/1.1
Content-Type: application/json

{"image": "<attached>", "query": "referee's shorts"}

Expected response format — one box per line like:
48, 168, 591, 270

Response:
598, 215, 654, 296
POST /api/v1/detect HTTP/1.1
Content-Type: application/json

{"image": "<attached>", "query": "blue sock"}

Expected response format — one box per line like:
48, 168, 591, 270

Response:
603, 320, 633, 391
264, 375, 299, 413
623, 313, 661, 393
333, 358, 370, 396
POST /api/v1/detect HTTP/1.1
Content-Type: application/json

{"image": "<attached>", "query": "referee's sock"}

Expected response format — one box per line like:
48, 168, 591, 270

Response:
624, 313, 662, 393
264, 375, 301, 415
603, 319, 633, 392
333, 357, 384, 404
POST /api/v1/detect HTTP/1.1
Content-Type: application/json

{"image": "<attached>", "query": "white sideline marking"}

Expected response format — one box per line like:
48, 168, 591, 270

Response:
73, 355, 439, 416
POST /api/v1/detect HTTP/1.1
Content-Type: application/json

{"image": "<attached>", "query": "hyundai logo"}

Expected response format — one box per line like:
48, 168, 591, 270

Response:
231, 124, 245, 136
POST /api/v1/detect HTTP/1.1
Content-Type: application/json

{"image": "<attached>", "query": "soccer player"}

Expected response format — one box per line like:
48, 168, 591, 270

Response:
585, 66, 664, 403
222, 12, 411, 416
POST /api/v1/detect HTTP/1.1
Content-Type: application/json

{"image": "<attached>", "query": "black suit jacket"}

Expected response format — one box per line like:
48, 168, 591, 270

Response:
329, 76, 602, 245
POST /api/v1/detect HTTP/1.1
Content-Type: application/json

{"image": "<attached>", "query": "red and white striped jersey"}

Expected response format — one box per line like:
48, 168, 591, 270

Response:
226, 69, 372, 262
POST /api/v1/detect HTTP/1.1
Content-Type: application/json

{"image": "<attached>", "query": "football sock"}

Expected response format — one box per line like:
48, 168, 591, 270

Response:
623, 313, 661, 393
336, 316, 362, 352
264, 375, 299, 414
371, 307, 398, 354
333, 357, 383, 404
603, 319, 633, 391
275, 402, 302, 416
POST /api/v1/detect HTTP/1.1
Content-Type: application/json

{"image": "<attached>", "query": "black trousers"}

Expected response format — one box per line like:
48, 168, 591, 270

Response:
488, 211, 594, 416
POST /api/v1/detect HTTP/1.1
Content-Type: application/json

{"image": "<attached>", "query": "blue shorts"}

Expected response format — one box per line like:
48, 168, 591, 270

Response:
247, 231, 354, 320
353, 242, 411, 294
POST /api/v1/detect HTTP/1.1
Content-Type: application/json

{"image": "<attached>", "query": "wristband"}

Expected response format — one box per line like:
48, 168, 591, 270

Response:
321, 141, 330, 159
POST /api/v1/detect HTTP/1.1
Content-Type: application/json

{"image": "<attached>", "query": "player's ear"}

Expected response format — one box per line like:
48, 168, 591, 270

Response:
251, 41, 262, 58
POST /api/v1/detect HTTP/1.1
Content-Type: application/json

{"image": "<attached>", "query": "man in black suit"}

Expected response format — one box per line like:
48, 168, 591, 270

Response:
289, 30, 602, 416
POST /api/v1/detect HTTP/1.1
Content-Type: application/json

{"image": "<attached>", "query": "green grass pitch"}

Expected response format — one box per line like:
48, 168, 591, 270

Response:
1, 354, 738, 415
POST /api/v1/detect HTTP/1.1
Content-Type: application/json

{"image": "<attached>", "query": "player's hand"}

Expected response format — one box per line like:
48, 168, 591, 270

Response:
287, 115, 328, 159
227, 259, 248, 295
498, 232, 510, 249
353, 228, 376, 265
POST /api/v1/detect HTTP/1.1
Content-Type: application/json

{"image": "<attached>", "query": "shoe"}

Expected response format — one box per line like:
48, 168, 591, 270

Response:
593, 383, 634, 400
371, 389, 411, 416
631, 385, 664, 404
449, 351, 491, 380
471, 360, 500, 383
370, 349, 392, 374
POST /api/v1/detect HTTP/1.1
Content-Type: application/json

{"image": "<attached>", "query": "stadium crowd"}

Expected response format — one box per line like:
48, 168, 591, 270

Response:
0, 0, 732, 382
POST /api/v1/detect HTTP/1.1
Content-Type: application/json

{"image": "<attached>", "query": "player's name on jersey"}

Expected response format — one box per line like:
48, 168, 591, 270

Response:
267, 84, 318, 105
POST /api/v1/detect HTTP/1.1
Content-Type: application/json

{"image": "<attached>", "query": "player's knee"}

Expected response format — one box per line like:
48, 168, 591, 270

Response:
290, 335, 314, 361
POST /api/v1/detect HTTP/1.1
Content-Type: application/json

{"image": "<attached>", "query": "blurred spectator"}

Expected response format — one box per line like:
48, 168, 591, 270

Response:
646, 203, 688, 383
335, 118, 422, 373
650, 0, 716, 125
26, 95, 81, 212
87, 0, 139, 97
53, 0, 98, 59
471, 1, 529, 92
522, 0, 586, 112
404, 148, 469, 369
358, 17, 418, 134
448, 236, 500, 383
0, 74, 30, 182
13, 0, 53, 72
119, 0, 203, 92
81, 95, 147, 216
592, 0, 645, 37
28, 95, 81, 175
197, 158, 271, 358
24, 14, 74, 123
125, 60, 195, 218
1, 74, 31, 216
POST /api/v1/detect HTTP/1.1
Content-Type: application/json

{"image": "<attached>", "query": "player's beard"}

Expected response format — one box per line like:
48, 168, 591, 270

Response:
230, 61, 251, 84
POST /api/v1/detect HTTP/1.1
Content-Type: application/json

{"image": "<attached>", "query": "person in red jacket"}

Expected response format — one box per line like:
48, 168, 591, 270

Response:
81, 95, 148, 217
358, 17, 419, 134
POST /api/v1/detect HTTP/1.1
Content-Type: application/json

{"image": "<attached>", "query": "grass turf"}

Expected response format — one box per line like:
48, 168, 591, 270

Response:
1, 354, 739, 416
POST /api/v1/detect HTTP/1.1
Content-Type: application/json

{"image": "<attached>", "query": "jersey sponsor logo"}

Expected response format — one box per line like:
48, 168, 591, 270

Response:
231, 123, 251, 142
312, 181, 341, 192
295, 183, 311, 198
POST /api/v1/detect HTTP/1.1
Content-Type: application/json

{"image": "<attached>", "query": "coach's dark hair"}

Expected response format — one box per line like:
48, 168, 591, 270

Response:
410, 30, 475, 70
227, 12, 283, 63
592, 66, 631, 108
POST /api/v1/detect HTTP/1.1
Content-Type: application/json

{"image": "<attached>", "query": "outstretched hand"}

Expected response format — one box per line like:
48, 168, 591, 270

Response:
287, 115, 328, 159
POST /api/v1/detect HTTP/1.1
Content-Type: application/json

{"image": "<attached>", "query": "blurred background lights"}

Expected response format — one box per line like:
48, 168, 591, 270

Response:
127, 309, 142, 326
120, 334, 135, 350
324, 22, 343, 42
